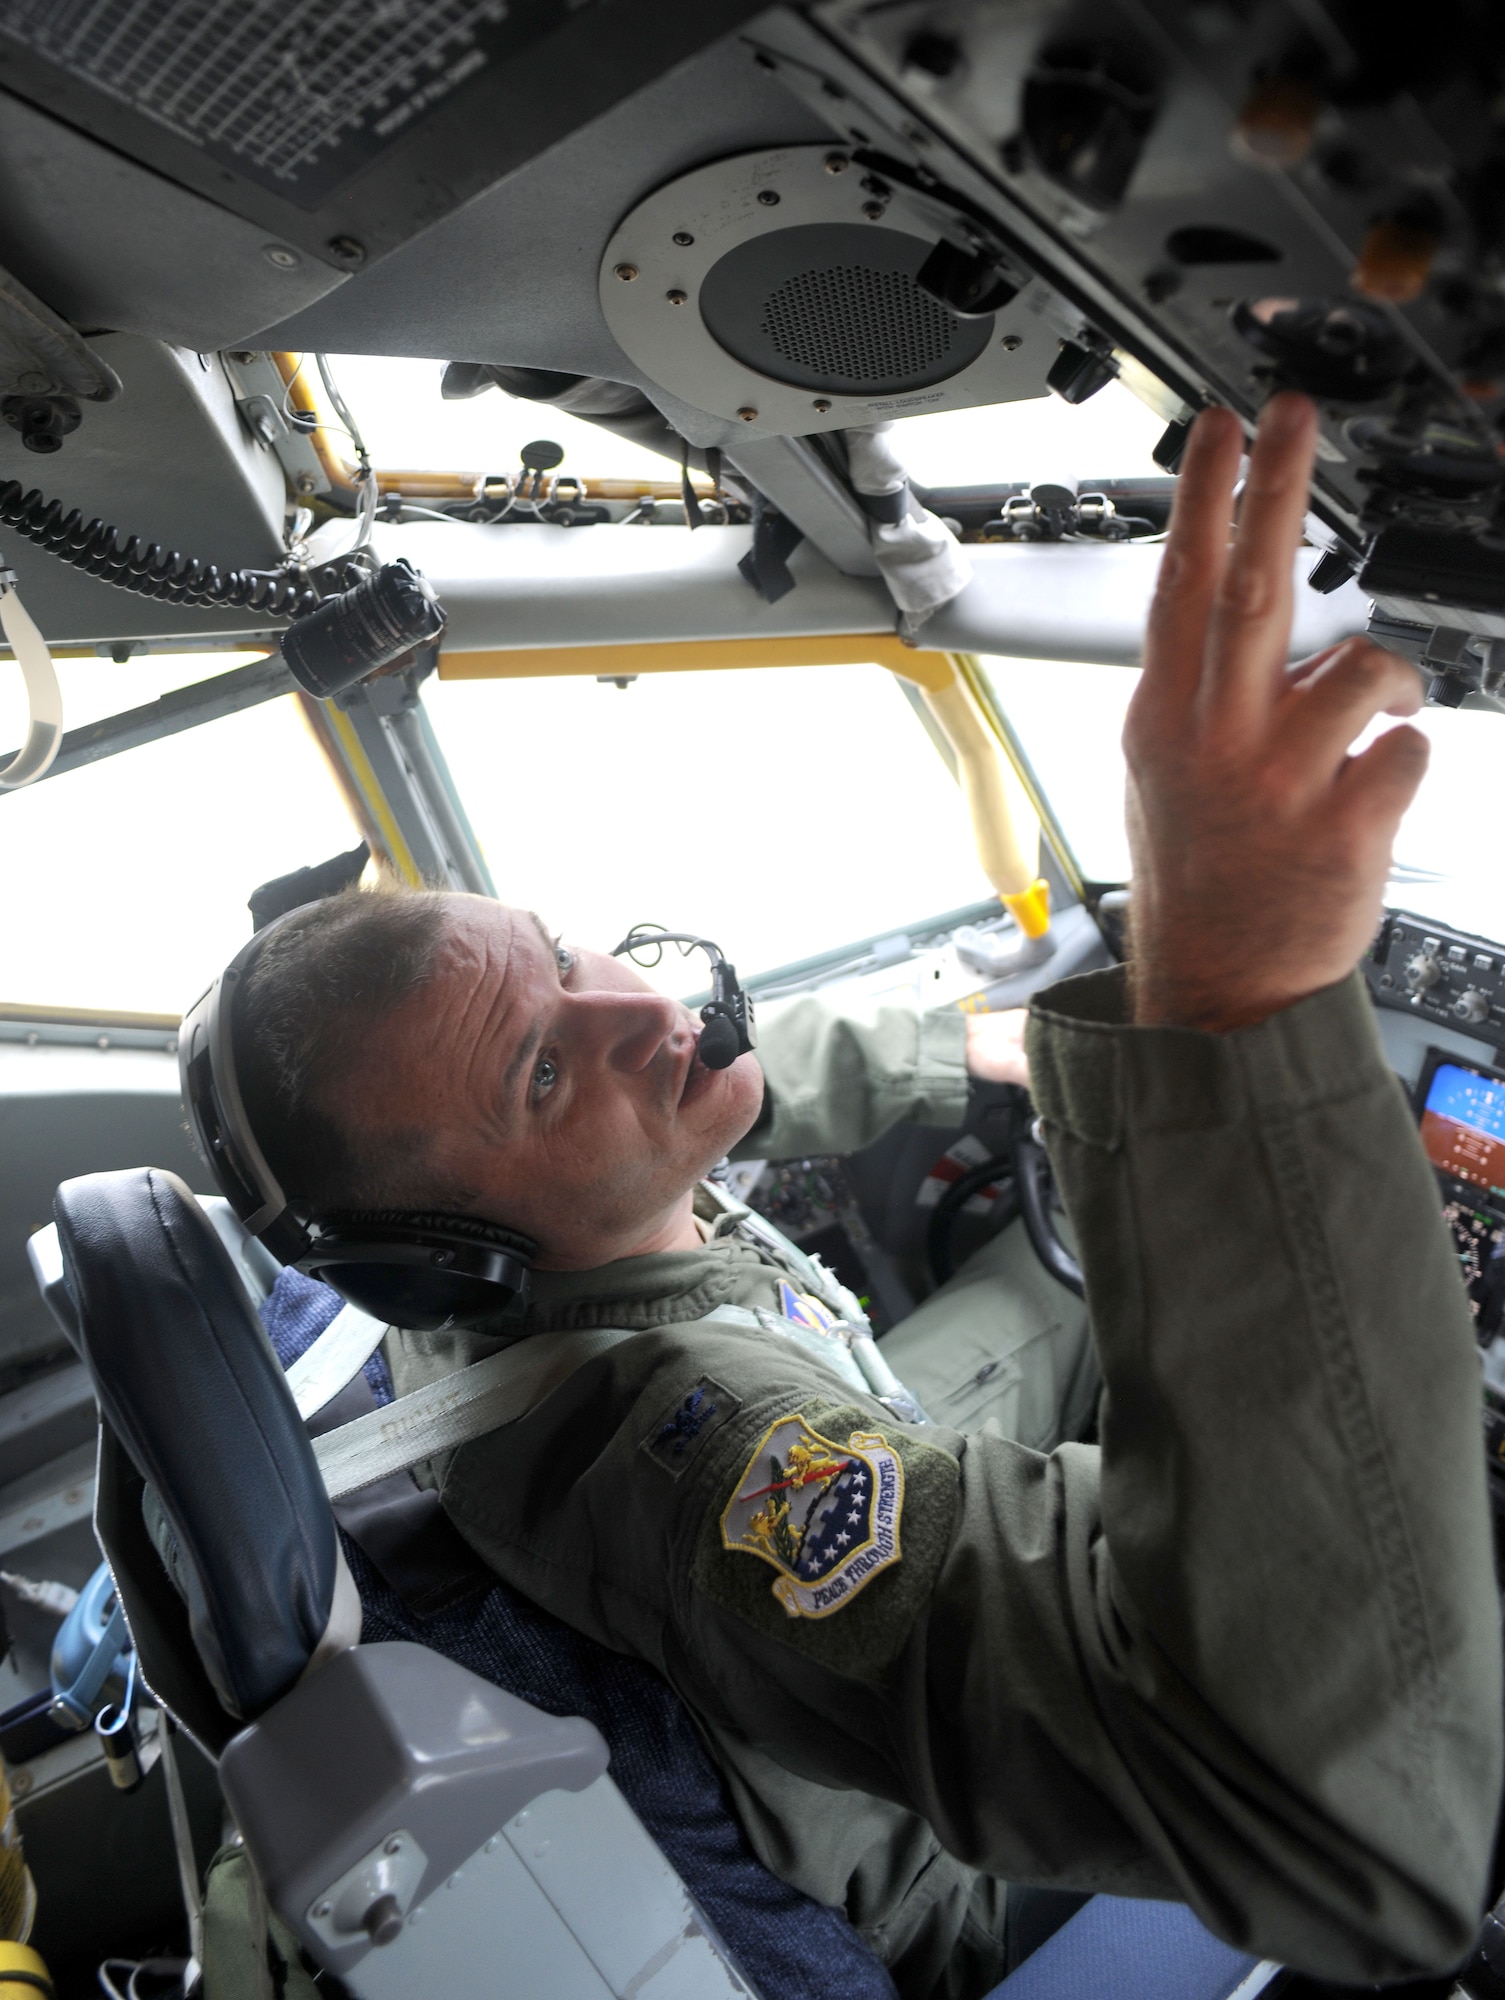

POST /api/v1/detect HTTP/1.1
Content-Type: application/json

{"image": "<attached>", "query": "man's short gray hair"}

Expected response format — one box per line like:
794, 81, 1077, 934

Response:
237, 881, 455, 1215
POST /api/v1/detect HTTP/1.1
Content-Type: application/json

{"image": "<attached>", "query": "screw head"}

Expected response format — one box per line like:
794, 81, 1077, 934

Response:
384, 1836, 403, 1856
813, 398, 832, 413
614, 262, 638, 281
861, 201, 886, 220
756, 188, 780, 206
672, 230, 694, 246
312, 1901, 332, 1920
736, 406, 758, 423
327, 235, 366, 266
295, 470, 318, 495
262, 244, 300, 269
824, 153, 850, 175
666, 288, 687, 305
1000, 333, 1023, 352
230, 350, 258, 365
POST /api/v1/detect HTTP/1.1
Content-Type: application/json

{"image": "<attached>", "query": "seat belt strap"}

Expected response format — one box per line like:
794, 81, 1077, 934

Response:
313, 1321, 643, 1499
312, 1300, 926, 1502
285, 1302, 391, 1420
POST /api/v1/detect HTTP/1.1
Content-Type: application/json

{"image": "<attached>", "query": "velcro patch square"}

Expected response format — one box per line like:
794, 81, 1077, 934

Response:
721, 1413, 903, 1619
640, 1376, 741, 1476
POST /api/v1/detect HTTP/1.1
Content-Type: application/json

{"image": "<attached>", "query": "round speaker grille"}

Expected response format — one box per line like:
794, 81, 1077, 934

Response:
699, 223, 993, 396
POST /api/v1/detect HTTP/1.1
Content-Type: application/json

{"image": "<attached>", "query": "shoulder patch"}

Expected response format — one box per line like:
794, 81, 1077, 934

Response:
720, 1413, 902, 1619
640, 1375, 741, 1476
692, 1401, 959, 1682
776, 1280, 841, 1332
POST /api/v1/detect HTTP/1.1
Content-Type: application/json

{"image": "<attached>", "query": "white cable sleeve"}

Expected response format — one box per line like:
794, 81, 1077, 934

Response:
0, 584, 62, 790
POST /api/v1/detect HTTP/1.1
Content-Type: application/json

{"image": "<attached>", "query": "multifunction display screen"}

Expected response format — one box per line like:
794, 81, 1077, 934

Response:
1419, 1053, 1505, 1340
1420, 1060, 1505, 1200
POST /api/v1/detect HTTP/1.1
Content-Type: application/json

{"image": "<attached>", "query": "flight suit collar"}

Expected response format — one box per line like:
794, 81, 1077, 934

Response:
521, 1234, 787, 1335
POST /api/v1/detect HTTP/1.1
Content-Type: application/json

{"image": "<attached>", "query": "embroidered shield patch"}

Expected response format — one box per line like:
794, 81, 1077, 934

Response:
777, 1279, 842, 1333
720, 1413, 903, 1619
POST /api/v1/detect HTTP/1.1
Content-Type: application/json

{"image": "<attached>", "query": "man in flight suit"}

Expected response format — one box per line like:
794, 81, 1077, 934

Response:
229, 395, 1501, 1994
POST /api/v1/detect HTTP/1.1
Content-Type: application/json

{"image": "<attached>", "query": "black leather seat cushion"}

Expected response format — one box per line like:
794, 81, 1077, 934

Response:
55, 1167, 339, 1722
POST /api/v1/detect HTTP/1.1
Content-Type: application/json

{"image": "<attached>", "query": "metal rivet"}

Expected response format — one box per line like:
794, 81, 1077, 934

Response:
262, 244, 300, 269
327, 235, 366, 266
409, 1907, 424, 1926
757, 188, 780, 206
666, 289, 687, 305
384, 1836, 403, 1856
736, 407, 758, 422
1000, 333, 1023, 351
448, 1871, 462, 1890
312, 1901, 332, 1919
672, 230, 694, 246
484, 1836, 499, 1854
813, 398, 832, 413
614, 262, 638, 282
862, 201, 886, 220
824, 153, 850, 174
295, 471, 318, 495
230, 350, 258, 366
96, 1035, 110, 1050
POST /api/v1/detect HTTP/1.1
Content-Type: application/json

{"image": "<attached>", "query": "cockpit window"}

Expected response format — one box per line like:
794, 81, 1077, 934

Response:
979, 657, 1137, 886
979, 655, 1505, 944
421, 663, 995, 994
0, 655, 358, 1013
326, 354, 1168, 491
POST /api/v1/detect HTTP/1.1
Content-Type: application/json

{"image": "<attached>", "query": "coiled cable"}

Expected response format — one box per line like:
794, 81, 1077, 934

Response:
0, 479, 318, 618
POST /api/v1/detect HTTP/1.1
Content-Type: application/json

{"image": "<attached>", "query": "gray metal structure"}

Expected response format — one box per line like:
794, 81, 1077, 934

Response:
220, 1644, 749, 2000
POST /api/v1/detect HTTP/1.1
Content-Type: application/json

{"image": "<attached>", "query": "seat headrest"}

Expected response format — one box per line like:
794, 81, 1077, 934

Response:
54, 1166, 352, 1721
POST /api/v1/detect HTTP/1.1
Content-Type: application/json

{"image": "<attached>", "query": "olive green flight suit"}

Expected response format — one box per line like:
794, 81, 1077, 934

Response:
734, 978, 1100, 1453
385, 968, 1502, 1995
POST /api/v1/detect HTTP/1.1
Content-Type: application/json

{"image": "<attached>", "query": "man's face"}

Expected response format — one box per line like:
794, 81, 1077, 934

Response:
331, 897, 765, 1269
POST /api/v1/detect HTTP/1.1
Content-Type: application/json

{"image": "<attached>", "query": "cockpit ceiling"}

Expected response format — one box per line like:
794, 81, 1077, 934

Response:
0, 1, 1499, 670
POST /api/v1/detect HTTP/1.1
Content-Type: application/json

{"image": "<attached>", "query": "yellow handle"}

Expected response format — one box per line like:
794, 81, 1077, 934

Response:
911, 670, 1051, 936
0, 1941, 53, 1995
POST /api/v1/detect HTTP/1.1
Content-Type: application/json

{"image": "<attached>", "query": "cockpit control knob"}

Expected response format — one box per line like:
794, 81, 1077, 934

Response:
1405, 952, 1442, 993
1453, 988, 1491, 1025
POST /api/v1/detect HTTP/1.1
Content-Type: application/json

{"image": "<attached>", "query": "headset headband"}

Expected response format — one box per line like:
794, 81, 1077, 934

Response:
180, 914, 310, 1261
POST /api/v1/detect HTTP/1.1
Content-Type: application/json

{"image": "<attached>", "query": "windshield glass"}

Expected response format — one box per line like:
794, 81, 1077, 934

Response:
978, 655, 1505, 942
324, 353, 1169, 488
0, 656, 358, 1014
423, 663, 994, 996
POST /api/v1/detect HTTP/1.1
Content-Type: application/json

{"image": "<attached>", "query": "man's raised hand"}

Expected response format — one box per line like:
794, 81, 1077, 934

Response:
1124, 391, 1429, 1032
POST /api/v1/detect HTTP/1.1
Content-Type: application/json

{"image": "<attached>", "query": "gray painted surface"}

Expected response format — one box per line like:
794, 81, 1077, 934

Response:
0, 93, 347, 352
293, 523, 1372, 667
255, 33, 828, 415
0, 334, 289, 645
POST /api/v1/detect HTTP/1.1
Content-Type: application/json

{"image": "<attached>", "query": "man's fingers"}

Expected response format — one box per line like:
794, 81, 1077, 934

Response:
1138, 406, 1243, 713
1339, 719, 1430, 832
1285, 641, 1348, 689
1281, 640, 1422, 784
1201, 393, 1318, 725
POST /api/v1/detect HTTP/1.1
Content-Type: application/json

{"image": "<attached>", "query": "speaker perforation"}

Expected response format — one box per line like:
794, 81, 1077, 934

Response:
760, 263, 957, 387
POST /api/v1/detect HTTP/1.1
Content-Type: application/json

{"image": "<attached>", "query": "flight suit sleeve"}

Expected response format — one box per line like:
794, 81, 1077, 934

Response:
732, 984, 970, 1161
673, 966, 1501, 1981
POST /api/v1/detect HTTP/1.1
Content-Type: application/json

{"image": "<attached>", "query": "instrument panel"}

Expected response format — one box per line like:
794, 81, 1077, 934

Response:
1368, 910, 1505, 1503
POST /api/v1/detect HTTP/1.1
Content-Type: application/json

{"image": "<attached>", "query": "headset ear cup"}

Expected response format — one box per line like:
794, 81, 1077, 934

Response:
302, 1211, 537, 1332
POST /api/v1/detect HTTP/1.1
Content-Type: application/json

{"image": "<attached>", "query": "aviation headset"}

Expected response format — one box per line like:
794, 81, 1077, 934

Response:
180, 914, 756, 1333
